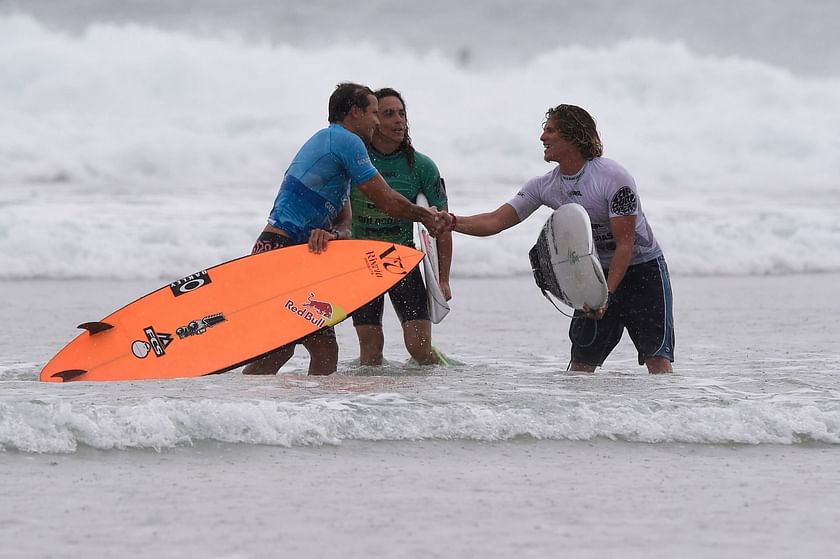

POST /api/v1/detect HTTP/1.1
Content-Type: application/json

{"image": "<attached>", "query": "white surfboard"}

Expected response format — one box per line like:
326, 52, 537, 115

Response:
529, 203, 608, 311
414, 193, 450, 323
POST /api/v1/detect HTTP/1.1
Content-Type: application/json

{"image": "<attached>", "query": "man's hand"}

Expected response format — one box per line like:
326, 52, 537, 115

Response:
582, 292, 613, 320
307, 228, 337, 254
439, 280, 452, 301
423, 208, 452, 237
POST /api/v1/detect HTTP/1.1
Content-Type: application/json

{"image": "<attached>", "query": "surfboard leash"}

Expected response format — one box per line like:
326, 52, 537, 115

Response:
537, 290, 600, 348
529, 239, 599, 346
538, 289, 575, 318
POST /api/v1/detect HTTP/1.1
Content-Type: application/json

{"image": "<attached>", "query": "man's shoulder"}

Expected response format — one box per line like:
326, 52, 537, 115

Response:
590, 157, 633, 182
412, 150, 441, 177
328, 122, 364, 145
332, 126, 375, 173
522, 166, 561, 191
412, 149, 436, 167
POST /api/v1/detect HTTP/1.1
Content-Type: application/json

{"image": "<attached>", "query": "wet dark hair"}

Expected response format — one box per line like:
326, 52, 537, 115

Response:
328, 82, 374, 123
374, 87, 416, 167
545, 104, 603, 160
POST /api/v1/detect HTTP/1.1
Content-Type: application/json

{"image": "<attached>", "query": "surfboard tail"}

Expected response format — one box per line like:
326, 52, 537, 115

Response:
532, 204, 607, 311
529, 239, 570, 306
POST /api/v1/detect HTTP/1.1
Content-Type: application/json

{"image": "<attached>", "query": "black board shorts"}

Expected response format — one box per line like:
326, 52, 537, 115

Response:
251, 231, 336, 343
351, 266, 430, 327
251, 230, 296, 254
569, 255, 675, 367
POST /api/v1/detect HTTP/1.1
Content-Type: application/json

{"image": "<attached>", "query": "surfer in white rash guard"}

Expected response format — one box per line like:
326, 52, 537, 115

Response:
449, 104, 675, 374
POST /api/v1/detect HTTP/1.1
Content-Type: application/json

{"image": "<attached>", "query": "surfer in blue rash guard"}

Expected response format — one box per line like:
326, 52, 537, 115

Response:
449, 104, 674, 374
243, 82, 452, 377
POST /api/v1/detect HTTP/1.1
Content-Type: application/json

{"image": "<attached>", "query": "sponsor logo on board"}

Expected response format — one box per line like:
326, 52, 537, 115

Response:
131, 327, 173, 359
420, 229, 432, 252
285, 293, 332, 328
176, 313, 227, 339
302, 293, 333, 319
170, 270, 212, 297
378, 244, 408, 275
131, 340, 152, 359
365, 251, 384, 277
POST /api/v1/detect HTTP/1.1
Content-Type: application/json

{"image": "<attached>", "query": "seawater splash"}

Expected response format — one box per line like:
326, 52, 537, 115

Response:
3, 388, 839, 453
2, 15, 839, 279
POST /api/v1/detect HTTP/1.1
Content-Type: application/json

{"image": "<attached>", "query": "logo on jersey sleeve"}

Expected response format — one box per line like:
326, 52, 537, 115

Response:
610, 186, 637, 216
437, 177, 447, 197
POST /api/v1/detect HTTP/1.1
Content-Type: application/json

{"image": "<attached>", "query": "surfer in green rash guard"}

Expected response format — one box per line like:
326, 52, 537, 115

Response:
243, 82, 452, 377
449, 105, 675, 374
349, 88, 452, 366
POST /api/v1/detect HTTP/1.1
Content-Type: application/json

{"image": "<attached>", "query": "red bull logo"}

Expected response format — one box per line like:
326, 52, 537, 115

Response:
284, 293, 333, 328
302, 293, 333, 319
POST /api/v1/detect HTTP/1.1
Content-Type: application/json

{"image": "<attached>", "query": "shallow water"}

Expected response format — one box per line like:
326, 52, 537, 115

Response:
3, 274, 839, 454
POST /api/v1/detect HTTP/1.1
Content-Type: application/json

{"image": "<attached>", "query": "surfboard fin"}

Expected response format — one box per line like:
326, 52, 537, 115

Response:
51, 369, 87, 382
78, 321, 114, 335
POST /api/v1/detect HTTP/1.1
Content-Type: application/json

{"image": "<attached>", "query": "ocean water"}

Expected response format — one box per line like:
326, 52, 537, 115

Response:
3, 273, 840, 454
2, 3, 840, 557
3, 274, 840, 557
1, 2, 839, 280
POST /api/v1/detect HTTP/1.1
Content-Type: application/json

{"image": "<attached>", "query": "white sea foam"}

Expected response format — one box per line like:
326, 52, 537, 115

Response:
2, 15, 839, 279
3, 391, 839, 453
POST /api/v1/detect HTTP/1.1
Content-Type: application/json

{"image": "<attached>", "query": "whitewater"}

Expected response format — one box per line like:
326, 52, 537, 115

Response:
2, 15, 838, 280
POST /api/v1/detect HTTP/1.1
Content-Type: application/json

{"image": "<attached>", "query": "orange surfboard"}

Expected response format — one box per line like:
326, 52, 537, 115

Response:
40, 240, 423, 382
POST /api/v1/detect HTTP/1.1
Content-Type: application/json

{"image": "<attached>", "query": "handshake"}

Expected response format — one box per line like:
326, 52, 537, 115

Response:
422, 207, 456, 237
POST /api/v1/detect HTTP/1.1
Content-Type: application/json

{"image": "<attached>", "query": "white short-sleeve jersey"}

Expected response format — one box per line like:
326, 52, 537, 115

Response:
507, 157, 663, 268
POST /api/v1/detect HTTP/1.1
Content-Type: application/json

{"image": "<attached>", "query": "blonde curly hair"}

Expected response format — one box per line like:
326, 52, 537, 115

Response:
545, 104, 603, 160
